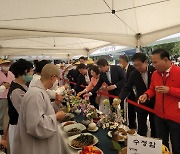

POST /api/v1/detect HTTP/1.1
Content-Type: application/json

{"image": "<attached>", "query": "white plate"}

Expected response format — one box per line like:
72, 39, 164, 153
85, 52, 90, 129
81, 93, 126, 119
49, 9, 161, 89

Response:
87, 126, 99, 132
67, 133, 98, 150
65, 113, 75, 118
63, 123, 86, 134
107, 131, 125, 142
61, 121, 77, 127
108, 129, 138, 142
78, 146, 103, 154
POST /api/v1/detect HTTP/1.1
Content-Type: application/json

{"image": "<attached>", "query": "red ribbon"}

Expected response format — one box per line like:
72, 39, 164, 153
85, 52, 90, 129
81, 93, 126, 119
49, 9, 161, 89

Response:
65, 80, 180, 123
127, 99, 180, 123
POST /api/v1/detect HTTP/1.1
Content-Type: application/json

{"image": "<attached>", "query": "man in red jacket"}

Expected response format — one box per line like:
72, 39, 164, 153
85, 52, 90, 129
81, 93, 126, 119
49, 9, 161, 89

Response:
139, 49, 180, 154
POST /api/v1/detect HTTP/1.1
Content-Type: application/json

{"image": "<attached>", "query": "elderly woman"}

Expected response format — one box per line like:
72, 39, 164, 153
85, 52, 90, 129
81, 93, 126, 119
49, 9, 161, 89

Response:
7, 59, 33, 153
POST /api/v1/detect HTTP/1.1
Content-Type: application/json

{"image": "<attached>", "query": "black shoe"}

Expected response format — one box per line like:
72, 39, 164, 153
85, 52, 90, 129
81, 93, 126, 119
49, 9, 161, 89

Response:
0, 130, 4, 135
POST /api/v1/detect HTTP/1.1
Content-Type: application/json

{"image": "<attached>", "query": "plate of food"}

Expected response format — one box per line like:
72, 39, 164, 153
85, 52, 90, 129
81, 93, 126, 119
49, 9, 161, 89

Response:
68, 133, 98, 149
108, 128, 137, 142
63, 123, 86, 136
78, 145, 103, 154
62, 113, 75, 122
107, 131, 125, 142
61, 121, 77, 127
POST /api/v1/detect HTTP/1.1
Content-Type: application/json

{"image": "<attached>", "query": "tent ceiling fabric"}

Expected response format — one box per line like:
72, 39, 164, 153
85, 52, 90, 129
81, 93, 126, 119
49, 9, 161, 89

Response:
0, 0, 180, 57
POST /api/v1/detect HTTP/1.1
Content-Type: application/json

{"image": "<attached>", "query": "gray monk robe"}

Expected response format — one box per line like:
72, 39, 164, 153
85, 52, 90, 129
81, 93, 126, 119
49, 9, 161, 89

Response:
12, 80, 67, 154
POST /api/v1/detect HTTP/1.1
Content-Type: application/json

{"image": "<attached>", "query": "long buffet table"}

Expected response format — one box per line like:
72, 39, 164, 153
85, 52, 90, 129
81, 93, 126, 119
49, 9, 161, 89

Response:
58, 113, 119, 154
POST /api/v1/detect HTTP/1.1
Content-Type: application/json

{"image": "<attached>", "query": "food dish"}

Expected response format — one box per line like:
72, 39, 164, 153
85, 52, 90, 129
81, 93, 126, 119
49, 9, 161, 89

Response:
64, 123, 86, 135
118, 124, 129, 131
68, 133, 98, 149
126, 129, 136, 135
87, 126, 99, 132
61, 121, 77, 127
107, 131, 125, 142
108, 129, 137, 142
62, 113, 75, 122
78, 146, 103, 154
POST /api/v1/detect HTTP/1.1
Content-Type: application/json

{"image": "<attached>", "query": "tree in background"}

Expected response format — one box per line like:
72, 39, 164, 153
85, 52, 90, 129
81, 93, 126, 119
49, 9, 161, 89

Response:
142, 41, 180, 59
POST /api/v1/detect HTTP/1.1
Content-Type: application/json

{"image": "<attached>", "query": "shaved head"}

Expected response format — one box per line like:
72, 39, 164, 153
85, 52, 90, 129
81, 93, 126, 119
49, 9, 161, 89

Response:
41, 64, 60, 79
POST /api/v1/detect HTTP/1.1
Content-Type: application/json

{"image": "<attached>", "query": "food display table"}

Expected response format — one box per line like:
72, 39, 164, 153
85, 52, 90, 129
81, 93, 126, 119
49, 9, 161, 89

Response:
58, 113, 120, 154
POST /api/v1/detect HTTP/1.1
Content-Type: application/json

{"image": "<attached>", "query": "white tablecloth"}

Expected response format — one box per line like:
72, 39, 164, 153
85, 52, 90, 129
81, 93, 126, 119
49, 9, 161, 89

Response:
58, 124, 78, 154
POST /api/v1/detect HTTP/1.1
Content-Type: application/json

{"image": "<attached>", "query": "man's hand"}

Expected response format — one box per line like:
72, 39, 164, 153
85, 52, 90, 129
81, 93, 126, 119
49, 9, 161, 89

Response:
56, 111, 66, 121
99, 86, 107, 91
155, 86, 169, 94
55, 93, 64, 105
138, 94, 148, 103
64, 84, 69, 89
107, 85, 116, 91
67, 90, 73, 95
77, 91, 84, 96
3, 82, 10, 89
0, 139, 7, 149
83, 93, 90, 98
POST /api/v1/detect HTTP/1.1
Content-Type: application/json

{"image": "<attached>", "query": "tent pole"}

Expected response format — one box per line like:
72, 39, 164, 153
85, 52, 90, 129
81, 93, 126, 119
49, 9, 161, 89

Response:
136, 33, 141, 53
67, 54, 70, 63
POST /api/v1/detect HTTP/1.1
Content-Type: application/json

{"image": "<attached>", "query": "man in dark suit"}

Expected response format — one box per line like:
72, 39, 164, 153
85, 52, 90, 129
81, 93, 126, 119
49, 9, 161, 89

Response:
67, 65, 80, 89
84, 58, 126, 102
73, 64, 90, 93
119, 53, 156, 138
119, 55, 137, 129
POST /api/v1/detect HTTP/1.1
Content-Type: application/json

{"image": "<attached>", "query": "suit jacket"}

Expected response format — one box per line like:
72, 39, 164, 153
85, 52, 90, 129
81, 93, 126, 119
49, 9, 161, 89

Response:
91, 65, 126, 96
67, 68, 80, 83
74, 71, 91, 93
119, 65, 155, 111
126, 64, 136, 101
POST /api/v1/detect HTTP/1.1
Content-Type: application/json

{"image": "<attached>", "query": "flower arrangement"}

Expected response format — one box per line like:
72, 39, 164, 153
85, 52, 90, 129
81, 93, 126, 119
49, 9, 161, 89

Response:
66, 94, 90, 114
82, 104, 98, 120
112, 98, 121, 109
97, 98, 124, 130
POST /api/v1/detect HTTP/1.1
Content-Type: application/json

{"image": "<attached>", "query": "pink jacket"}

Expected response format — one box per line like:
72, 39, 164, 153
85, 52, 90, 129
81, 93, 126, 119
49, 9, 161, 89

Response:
0, 71, 14, 98
85, 77, 108, 94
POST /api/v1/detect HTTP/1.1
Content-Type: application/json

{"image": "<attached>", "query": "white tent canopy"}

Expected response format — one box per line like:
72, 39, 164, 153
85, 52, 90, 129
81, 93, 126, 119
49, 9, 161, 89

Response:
0, 0, 180, 59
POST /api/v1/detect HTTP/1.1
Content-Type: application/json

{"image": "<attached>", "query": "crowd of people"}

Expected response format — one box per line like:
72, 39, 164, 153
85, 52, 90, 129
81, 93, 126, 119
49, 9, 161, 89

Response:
0, 48, 179, 154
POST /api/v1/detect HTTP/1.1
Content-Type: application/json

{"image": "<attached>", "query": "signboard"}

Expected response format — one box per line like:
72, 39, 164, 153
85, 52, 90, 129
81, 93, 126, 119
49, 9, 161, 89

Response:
127, 135, 162, 154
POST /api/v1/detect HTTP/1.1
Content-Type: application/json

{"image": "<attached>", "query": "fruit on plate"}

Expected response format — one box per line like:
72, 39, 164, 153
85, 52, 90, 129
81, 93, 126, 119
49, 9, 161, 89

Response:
80, 145, 102, 154
63, 121, 75, 127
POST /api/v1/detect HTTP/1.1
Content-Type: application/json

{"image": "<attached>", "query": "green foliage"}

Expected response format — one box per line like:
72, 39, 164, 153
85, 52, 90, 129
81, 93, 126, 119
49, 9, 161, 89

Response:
142, 41, 180, 56
112, 140, 122, 152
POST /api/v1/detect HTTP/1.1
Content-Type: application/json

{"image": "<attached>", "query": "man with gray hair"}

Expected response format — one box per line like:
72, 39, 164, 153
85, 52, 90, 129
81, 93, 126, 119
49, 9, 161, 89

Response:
12, 64, 66, 154
119, 55, 137, 129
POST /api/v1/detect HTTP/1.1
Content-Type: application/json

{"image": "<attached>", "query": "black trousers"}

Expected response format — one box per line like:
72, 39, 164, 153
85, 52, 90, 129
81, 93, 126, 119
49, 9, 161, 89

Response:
155, 115, 180, 154
128, 103, 137, 129
137, 111, 156, 138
